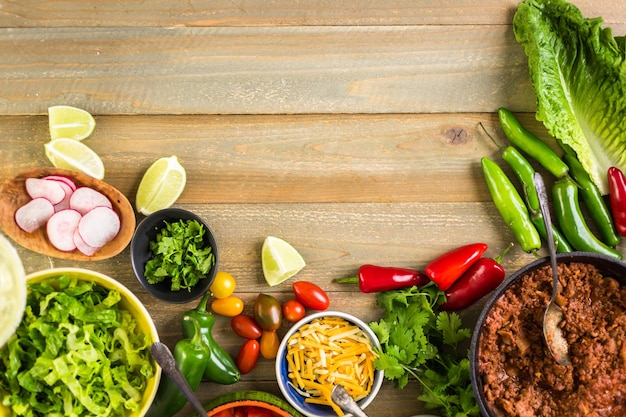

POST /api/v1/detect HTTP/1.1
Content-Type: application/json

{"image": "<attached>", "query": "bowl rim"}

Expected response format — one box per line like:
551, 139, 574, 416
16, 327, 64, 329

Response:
0, 233, 26, 349
469, 251, 626, 417
130, 207, 219, 303
24, 267, 161, 417
275, 310, 384, 417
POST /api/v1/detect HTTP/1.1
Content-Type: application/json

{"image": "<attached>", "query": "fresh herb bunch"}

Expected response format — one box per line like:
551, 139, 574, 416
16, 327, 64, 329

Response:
145, 219, 215, 291
369, 282, 479, 417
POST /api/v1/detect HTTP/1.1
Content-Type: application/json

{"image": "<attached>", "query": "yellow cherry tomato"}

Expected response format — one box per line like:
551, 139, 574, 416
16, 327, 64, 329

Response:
211, 295, 244, 317
210, 271, 237, 299
260, 330, 280, 359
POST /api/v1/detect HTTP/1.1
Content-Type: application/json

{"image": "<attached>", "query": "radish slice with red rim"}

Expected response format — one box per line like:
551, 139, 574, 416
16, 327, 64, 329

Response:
25, 178, 66, 205
47, 209, 82, 252
78, 206, 120, 248
53, 181, 74, 212
73, 228, 99, 256
42, 175, 77, 192
15, 198, 55, 233
70, 186, 112, 215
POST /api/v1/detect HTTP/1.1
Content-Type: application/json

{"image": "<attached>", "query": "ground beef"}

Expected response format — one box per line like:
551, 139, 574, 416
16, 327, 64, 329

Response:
478, 262, 626, 417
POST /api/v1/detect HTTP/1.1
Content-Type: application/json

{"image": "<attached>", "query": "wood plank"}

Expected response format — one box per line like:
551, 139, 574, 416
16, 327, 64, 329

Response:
0, 113, 558, 204
1, 0, 624, 27
0, 25, 536, 115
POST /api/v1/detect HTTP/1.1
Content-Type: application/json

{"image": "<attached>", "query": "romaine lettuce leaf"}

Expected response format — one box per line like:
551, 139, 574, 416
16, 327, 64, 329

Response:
0, 275, 154, 417
513, 0, 626, 194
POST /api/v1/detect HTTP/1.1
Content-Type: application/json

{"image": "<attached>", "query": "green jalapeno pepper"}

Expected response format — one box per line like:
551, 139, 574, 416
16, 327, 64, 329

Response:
501, 145, 572, 253
146, 318, 210, 417
563, 152, 621, 247
552, 177, 622, 259
481, 157, 541, 253
182, 290, 241, 385
498, 108, 569, 178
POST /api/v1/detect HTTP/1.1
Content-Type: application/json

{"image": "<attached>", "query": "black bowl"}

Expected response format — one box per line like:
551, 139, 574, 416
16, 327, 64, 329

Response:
130, 208, 219, 303
470, 251, 626, 416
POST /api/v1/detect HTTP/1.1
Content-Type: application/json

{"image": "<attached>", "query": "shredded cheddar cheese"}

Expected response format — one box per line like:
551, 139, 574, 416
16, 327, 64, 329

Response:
286, 317, 378, 416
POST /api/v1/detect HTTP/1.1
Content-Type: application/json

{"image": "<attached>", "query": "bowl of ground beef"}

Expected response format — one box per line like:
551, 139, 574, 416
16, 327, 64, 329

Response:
470, 252, 626, 417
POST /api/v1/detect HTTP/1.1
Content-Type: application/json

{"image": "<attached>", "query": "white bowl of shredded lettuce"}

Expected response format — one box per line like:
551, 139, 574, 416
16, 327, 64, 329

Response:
0, 267, 161, 417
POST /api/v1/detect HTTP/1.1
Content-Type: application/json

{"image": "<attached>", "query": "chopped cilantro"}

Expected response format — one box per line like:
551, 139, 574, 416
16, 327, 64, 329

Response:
369, 282, 479, 417
144, 219, 215, 292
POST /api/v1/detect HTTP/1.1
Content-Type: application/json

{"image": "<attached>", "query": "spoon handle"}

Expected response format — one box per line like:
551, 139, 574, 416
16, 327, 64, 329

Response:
331, 385, 370, 417
533, 172, 559, 296
151, 342, 208, 417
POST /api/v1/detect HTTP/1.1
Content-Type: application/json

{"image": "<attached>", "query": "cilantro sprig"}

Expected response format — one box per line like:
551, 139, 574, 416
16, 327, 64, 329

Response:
145, 219, 215, 291
369, 282, 479, 417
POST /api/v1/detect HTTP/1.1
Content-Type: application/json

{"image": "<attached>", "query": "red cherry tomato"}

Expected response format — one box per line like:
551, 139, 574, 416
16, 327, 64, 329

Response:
231, 314, 263, 340
213, 410, 233, 417
236, 339, 260, 375
243, 406, 273, 417
259, 330, 280, 359
282, 299, 306, 322
232, 407, 247, 417
292, 281, 330, 310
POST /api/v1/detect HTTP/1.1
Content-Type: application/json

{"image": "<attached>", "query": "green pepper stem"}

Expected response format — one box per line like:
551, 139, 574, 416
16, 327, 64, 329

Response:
196, 290, 212, 314
332, 276, 358, 285
494, 242, 514, 264
479, 122, 506, 150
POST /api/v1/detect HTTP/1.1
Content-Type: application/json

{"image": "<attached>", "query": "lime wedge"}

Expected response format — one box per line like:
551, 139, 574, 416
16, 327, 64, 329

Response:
44, 138, 105, 179
135, 155, 186, 215
262, 236, 306, 286
48, 105, 96, 141
0, 233, 26, 348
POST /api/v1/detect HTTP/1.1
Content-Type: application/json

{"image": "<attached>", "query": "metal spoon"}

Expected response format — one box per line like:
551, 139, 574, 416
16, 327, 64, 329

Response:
150, 342, 208, 416
533, 172, 572, 366
331, 385, 370, 417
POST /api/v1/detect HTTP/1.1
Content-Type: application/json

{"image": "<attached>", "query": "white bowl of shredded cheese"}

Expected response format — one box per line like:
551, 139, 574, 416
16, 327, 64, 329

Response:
275, 311, 384, 417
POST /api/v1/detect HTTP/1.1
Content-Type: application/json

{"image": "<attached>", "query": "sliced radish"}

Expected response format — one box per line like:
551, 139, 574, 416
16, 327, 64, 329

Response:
69, 187, 112, 215
78, 206, 120, 248
15, 198, 55, 233
73, 228, 99, 256
46, 209, 82, 252
42, 175, 77, 192
53, 181, 74, 212
25, 178, 66, 205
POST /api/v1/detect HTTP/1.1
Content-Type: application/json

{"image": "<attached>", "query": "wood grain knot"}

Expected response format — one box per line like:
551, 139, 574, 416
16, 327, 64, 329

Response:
445, 127, 468, 145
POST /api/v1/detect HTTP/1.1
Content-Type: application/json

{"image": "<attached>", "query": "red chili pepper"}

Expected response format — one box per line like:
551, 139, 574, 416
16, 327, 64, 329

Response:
608, 167, 626, 237
440, 244, 511, 310
333, 265, 430, 293
424, 242, 488, 291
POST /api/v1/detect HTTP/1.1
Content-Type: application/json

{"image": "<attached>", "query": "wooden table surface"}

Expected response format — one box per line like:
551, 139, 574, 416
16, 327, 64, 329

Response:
2, 2, 626, 416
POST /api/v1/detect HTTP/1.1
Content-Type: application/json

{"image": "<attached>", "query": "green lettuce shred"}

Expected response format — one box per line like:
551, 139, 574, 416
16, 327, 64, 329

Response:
0, 275, 154, 417
513, 0, 626, 194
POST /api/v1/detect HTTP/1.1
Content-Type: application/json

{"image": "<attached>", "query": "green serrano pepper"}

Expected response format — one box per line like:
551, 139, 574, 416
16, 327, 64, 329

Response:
552, 177, 622, 259
501, 146, 572, 253
482, 157, 541, 253
498, 108, 569, 178
563, 153, 621, 247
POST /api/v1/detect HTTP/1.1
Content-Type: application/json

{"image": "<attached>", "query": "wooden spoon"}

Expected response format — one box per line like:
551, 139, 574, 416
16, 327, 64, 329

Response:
0, 168, 135, 261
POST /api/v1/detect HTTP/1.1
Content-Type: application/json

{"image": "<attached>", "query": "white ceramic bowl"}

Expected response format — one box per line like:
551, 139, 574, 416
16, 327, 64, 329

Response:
0, 233, 26, 348
275, 311, 384, 417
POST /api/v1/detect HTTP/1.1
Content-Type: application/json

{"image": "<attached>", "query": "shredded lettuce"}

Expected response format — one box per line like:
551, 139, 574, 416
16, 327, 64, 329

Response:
513, 0, 626, 194
0, 275, 154, 417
